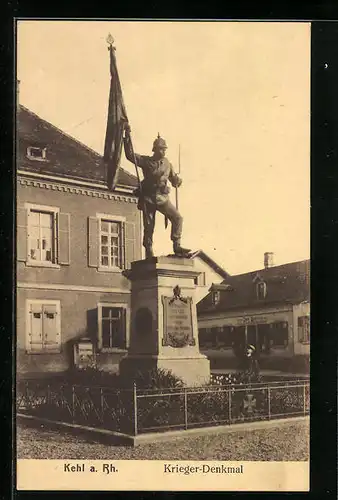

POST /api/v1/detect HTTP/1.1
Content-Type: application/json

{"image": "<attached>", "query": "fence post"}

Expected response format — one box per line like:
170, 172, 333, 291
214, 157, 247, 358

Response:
133, 382, 138, 436
267, 386, 271, 420
100, 387, 104, 423
184, 388, 188, 430
25, 381, 29, 409
72, 385, 75, 424
303, 384, 306, 415
47, 384, 51, 406
228, 388, 232, 424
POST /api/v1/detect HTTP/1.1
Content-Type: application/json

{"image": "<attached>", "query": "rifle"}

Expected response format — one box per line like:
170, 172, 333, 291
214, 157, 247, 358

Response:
164, 143, 181, 229
175, 144, 181, 210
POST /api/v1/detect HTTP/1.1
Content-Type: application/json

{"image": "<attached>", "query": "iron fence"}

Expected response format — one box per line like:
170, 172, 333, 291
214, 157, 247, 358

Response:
135, 380, 309, 433
17, 380, 135, 434
17, 379, 309, 437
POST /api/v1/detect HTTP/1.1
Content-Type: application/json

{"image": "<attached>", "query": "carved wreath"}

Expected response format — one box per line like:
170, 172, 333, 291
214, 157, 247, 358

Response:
169, 285, 188, 304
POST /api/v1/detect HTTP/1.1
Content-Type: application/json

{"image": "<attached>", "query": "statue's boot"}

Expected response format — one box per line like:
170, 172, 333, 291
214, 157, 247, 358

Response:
173, 241, 191, 256
145, 246, 154, 259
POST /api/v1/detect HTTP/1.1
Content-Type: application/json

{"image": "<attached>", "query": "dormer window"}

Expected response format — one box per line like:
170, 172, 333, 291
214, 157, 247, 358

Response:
256, 281, 267, 299
27, 146, 47, 161
212, 290, 221, 306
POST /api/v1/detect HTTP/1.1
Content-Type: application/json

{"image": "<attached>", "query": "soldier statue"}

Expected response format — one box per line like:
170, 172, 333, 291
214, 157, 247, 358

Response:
123, 124, 191, 259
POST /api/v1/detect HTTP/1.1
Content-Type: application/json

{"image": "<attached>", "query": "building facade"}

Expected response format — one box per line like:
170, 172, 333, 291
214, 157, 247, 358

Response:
197, 255, 310, 372
189, 250, 230, 303
17, 105, 142, 376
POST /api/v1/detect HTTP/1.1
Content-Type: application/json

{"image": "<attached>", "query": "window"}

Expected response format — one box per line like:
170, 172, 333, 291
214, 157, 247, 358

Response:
98, 304, 127, 350
194, 272, 206, 286
271, 322, 288, 348
256, 281, 267, 299
198, 328, 207, 348
88, 214, 136, 271
232, 326, 246, 354
216, 326, 233, 349
29, 210, 56, 263
100, 219, 122, 268
258, 324, 271, 353
298, 316, 310, 343
17, 204, 70, 267
26, 300, 61, 353
212, 291, 221, 306
27, 146, 47, 161
198, 327, 213, 348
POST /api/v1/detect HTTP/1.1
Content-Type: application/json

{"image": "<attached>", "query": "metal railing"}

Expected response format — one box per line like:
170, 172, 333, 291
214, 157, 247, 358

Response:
17, 381, 135, 434
135, 380, 309, 434
17, 379, 309, 437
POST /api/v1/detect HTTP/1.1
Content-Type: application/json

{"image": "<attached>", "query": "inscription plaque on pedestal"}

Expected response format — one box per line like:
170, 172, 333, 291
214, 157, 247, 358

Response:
162, 285, 196, 348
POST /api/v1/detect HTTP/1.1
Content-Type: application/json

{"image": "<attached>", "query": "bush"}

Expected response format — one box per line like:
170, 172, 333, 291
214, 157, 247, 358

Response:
131, 368, 184, 389
19, 366, 185, 391
210, 371, 262, 386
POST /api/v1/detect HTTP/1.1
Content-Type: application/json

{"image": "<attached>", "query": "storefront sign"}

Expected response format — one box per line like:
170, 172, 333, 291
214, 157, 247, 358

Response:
237, 316, 268, 325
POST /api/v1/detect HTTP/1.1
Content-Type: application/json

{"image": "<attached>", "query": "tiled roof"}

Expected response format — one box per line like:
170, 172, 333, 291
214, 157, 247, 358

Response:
197, 259, 310, 314
16, 105, 138, 189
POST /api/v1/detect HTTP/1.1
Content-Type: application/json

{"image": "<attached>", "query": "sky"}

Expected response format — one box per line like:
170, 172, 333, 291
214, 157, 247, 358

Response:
17, 20, 310, 275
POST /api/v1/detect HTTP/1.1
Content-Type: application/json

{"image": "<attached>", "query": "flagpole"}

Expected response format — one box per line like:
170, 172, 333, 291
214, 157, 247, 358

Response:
175, 144, 181, 210
106, 35, 147, 237
106, 35, 143, 194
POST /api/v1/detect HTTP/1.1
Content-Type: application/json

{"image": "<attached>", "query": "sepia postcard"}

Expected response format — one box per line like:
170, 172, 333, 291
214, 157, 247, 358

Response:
15, 19, 310, 492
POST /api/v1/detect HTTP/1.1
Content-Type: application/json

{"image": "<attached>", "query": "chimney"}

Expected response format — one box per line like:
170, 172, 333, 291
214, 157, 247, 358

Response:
16, 80, 20, 107
17, 80, 21, 108
264, 252, 274, 269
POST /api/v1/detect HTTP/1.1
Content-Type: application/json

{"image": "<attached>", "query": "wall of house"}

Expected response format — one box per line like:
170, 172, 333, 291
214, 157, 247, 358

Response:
198, 304, 295, 361
17, 180, 142, 289
293, 302, 310, 356
17, 179, 142, 377
17, 288, 130, 376
194, 257, 225, 303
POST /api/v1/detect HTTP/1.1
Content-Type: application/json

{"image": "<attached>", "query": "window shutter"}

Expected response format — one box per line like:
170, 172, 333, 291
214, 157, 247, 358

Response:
28, 303, 43, 352
125, 222, 135, 269
17, 207, 28, 262
58, 212, 70, 265
42, 304, 59, 351
198, 272, 206, 286
88, 217, 99, 267
120, 222, 126, 268
122, 308, 127, 349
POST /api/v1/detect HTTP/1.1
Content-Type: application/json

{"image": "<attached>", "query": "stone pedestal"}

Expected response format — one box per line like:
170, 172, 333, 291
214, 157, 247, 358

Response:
119, 256, 210, 386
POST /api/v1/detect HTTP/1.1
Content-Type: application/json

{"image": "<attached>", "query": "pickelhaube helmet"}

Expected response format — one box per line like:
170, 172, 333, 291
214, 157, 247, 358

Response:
152, 133, 167, 152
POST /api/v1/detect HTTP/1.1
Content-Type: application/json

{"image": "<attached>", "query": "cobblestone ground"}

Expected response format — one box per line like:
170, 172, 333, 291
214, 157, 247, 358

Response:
17, 419, 309, 461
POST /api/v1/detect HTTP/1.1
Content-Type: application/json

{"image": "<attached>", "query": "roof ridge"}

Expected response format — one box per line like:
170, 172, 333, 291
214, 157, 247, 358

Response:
19, 105, 103, 158
18, 104, 137, 183
227, 259, 310, 279
189, 249, 230, 279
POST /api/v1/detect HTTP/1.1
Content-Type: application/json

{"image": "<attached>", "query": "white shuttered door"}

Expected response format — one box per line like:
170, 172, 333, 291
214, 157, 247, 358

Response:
43, 304, 59, 350
29, 303, 43, 351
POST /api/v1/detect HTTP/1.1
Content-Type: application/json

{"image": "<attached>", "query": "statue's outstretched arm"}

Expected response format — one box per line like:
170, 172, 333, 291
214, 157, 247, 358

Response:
123, 126, 145, 167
